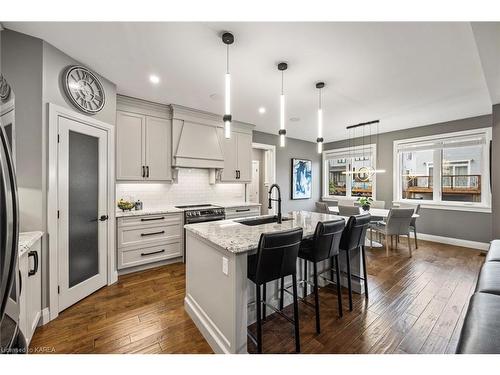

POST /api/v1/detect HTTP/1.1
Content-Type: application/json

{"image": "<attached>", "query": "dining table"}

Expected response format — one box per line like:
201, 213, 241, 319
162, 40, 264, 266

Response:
329, 206, 420, 248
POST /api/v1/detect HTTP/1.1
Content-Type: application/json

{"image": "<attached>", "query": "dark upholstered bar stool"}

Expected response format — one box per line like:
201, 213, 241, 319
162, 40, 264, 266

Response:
247, 228, 303, 353
296, 219, 345, 333
339, 214, 371, 311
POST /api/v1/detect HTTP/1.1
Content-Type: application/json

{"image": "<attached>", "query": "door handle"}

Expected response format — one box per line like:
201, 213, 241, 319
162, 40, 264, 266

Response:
28, 251, 39, 276
141, 216, 165, 222
142, 166, 146, 178
99, 215, 109, 221
146, 166, 150, 178
236, 208, 250, 212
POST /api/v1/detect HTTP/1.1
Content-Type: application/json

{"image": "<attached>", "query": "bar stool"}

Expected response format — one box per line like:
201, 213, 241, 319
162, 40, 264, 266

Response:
247, 228, 303, 353
296, 219, 345, 333
339, 213, 371, 311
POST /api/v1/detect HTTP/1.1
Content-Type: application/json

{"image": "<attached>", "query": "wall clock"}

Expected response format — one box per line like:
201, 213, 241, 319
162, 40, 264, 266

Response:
0, 74, 11, 102
63, 65, 105, 114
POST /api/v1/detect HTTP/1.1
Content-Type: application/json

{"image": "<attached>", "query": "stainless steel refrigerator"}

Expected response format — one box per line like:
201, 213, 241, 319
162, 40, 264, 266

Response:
0, 115, 25, 353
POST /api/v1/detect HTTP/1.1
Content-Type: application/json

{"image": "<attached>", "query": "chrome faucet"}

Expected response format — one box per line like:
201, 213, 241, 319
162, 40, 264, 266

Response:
268, 183, 282, 224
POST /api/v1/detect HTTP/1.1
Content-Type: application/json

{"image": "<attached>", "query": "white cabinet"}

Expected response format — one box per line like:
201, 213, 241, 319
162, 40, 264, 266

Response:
117, 213, 183, 270
19, 238, 42, 346
116, 97, 172, 181
220, 130, 253, 183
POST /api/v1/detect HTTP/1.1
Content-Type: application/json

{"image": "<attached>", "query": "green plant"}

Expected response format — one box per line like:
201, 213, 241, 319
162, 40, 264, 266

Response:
358, 196, 373, 209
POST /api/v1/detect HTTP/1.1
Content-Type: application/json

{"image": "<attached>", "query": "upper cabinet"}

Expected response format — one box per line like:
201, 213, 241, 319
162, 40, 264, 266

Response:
116, 96, 172, 181
220, 129, 253, 182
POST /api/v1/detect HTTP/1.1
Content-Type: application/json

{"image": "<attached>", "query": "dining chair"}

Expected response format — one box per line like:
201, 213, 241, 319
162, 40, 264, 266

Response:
338, 199, 355, 206
338, 205, 361, 217
398, 203, 421, 249
371, 208, 414, 257
315, 201, 330, 214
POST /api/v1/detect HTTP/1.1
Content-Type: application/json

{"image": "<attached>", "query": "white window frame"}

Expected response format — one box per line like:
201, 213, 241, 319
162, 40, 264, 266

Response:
322, 143, 377, 201
393, 128, 492, 213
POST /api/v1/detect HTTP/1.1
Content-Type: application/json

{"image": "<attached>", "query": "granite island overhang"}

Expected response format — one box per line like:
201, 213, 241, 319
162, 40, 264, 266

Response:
183, 210, 367, 354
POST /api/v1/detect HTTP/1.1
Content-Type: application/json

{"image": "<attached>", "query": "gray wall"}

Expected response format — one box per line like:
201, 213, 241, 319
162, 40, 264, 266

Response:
252, 131, 321, 214
492, 104, 500, 238
2, 29, 117, 310
324, 114, 493, 243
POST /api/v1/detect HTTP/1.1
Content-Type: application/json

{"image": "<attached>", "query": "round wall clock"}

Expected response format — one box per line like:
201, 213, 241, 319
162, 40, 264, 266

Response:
63, 65, 105, 114
0, 74, 12, 102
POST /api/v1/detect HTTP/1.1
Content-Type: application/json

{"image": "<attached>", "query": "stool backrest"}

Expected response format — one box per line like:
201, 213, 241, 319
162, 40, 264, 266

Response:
338, 205, 361, 217
255, 228, 303, 284
340, 213, 371, 252
312, 219, 345, 261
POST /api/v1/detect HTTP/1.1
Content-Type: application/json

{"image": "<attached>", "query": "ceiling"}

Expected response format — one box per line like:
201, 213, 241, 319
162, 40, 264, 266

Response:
4, 22, 498, 142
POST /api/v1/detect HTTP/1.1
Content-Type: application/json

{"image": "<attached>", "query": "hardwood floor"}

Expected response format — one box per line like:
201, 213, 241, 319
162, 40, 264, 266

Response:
30, 238, 484, 354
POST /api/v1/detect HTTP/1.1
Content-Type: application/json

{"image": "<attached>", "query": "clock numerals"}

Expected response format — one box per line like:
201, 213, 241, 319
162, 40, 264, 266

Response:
64, 66, 105, 114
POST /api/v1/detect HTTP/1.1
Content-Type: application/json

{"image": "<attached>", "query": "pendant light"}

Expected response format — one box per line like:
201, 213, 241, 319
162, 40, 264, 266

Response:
316, 82, 325, 153
278, 62, 288, 147
222, 32, 234, 139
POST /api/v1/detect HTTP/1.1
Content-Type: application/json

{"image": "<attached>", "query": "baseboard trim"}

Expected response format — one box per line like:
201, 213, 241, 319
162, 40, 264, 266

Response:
40, 308, 51, 325
416, 232, 489, 251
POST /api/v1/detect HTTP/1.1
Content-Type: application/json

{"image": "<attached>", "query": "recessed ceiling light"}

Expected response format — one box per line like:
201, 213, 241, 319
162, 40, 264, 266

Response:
258, 107, 266, 114
290, 117, 301, 122
149, 75, 160, 84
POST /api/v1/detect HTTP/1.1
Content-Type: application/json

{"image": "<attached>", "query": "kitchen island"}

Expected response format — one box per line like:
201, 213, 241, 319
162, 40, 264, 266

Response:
184, 211, 367, 354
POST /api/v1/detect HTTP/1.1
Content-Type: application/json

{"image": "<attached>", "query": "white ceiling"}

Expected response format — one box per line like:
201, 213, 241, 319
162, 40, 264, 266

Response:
4, 22, 498, 142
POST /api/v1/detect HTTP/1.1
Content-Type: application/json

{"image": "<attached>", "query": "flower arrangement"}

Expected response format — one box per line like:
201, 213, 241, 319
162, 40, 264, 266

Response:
358, 196, 373, 211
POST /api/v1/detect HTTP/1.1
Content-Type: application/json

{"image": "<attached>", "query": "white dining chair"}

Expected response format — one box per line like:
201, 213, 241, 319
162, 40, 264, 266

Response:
397, 203, 421, 249
315, 201, 330, 214
338, 205, 361, 217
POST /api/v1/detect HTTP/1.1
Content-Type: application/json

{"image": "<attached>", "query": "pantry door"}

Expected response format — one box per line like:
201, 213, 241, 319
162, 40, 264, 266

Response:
57, 115, 109, 312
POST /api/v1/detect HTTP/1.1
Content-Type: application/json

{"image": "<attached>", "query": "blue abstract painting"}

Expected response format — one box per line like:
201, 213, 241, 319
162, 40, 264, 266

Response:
291, 158, 312, 199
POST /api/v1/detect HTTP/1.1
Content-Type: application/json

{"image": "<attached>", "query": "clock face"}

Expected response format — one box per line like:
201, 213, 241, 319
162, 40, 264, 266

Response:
63, 65, 105, 114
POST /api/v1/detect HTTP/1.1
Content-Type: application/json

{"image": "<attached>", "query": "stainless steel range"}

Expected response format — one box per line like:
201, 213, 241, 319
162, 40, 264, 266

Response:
176, 204, 225, 224
175, 204, 225, 262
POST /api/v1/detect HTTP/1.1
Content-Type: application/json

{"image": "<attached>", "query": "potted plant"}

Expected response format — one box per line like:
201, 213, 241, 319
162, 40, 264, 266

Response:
358, 197, 373, 211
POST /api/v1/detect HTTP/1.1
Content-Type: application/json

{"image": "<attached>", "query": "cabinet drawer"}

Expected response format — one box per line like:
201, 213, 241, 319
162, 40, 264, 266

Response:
118, 223, 181, 248
118, 242, 181, 269
225, 206, 261, 219
118, 213, 182, 228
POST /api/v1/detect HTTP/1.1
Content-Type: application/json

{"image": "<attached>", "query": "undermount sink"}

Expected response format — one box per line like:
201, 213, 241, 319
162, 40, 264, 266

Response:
235, 215, 292, 226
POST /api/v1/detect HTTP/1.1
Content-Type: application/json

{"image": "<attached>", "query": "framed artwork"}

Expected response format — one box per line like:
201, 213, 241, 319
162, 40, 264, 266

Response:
291, 158, 312, 199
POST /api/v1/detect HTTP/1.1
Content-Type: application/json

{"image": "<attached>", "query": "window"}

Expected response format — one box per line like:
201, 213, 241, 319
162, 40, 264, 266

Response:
323, 144, 377, 199
394, 129, 491, 211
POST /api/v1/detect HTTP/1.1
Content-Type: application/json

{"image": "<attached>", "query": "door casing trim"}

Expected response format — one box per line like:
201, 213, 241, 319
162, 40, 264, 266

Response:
47, 103, 116, 321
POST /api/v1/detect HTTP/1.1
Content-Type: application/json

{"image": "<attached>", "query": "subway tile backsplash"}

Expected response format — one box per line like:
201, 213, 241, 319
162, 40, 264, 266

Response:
116, 168, 245, 207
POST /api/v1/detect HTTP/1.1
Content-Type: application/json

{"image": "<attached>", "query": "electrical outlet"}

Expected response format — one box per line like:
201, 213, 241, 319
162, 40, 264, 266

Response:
222, 257, 229, 275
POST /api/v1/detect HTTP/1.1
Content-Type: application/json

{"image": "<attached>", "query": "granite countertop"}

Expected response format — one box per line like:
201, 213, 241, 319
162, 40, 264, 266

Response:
184, 211, 345, 254
18, 231, 43, 257
116, 206, 183, 217
116, 202, 260, 217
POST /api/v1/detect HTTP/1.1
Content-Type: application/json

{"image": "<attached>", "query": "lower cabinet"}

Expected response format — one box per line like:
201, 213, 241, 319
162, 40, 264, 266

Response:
225, 205, 261, 220
19, 238, 42, 346
117, 213, 183, 270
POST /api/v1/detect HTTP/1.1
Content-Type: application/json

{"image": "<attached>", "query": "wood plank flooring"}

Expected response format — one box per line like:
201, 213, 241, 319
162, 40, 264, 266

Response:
30, 238, 484, 354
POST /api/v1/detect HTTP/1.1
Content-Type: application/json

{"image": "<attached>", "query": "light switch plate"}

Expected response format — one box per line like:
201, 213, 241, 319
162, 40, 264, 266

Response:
222, 257, 229, 275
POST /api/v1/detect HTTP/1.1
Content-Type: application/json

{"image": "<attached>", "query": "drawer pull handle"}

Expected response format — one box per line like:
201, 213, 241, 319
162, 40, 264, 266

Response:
141, 249, 165, 256
141, 230, 165, 237
236, 208, 250, 212
141, 217, 165, 222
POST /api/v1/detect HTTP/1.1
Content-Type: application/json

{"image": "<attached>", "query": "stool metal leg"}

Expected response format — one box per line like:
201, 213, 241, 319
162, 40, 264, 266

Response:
312, 261, 320, 333
262, 283, 267, 320
361, 246, 369, 298
345, 250, 353, 311
334, 254, 343, 317
292, 273, 301, 353
256, 283, 262, 353
303, 260, 308, 299
279, 277, 284, 310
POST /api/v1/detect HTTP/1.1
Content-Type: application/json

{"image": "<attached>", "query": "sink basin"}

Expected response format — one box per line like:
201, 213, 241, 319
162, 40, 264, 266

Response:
235, 215, 292, 226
